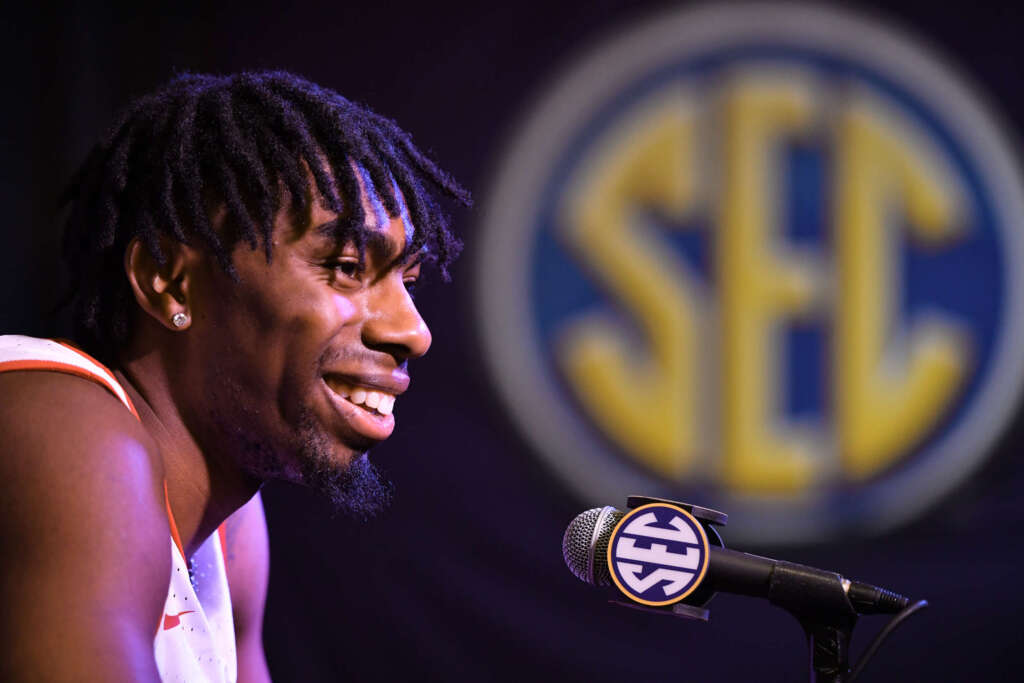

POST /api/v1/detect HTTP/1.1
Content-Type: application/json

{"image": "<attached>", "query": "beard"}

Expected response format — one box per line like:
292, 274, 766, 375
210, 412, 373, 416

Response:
209, 375, 394, 520
291, 408, 395, 519
305, 452, 395, 519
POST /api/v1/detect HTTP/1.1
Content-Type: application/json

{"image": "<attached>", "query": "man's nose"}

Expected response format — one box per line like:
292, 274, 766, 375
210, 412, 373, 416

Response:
361, 280, 432, 361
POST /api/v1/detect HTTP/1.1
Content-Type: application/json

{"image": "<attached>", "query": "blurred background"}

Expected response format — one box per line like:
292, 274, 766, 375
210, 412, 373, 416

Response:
3, 1, 1023, 680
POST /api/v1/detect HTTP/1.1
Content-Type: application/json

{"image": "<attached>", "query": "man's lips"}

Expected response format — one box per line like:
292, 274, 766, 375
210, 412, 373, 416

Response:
323, 371, 410, 397
322, 375, 406, 442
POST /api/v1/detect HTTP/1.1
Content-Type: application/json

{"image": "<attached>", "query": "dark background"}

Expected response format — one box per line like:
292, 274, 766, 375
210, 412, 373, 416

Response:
2, 1, 1022, 680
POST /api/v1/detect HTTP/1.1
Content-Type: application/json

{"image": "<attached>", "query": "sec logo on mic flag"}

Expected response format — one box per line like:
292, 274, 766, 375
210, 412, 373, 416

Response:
607, 503, 710, 606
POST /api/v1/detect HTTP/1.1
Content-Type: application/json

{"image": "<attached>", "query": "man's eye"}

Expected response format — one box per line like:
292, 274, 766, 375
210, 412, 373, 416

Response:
332, 260, 362, 279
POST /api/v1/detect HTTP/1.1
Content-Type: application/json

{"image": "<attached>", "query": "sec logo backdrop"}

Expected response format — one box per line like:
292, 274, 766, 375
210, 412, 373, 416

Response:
475, 4, 1024, 543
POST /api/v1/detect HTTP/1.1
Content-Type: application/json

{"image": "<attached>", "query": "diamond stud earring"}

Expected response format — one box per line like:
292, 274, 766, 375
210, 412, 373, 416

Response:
171, 312, 190, 329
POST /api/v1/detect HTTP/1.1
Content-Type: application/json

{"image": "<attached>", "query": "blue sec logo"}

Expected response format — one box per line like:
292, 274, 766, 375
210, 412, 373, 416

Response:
607, 503, 710, 606
475, 4, 1024, 543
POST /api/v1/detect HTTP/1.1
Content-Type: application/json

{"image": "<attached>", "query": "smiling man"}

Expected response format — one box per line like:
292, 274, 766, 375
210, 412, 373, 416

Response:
0, 72, 469, 682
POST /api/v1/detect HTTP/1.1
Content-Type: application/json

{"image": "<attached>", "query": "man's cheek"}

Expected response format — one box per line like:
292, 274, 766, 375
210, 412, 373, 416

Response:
332, 293, 357, 321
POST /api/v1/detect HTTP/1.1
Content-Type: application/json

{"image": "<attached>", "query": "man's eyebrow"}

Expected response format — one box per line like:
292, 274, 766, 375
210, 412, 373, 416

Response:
313, 218, 415, 266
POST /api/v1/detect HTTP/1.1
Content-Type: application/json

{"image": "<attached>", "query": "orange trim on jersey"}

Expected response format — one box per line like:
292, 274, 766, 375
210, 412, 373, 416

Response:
0, 357, 141, 421
0, 359, 141, 420
164, 480, 186, 559
217, 523, 229, 574
53, 340, 140, 419
52, 340, 118, 382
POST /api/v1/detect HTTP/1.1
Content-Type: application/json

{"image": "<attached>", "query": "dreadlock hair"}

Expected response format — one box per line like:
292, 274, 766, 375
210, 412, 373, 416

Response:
59, 70, 471, 364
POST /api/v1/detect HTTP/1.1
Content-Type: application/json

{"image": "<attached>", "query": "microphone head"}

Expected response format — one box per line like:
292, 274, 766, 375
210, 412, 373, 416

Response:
562, 506, 625, 587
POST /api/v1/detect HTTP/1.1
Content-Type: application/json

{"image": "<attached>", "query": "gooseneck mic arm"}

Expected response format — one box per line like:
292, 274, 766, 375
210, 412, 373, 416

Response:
709, 546, 909, 616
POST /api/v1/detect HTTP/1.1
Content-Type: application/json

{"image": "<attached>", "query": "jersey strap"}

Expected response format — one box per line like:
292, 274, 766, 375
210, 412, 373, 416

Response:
0, 335, 139, 419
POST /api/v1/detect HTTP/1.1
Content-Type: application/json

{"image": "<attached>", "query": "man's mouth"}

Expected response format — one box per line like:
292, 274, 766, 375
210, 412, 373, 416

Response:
324, 378, 397, 417
321, 372, 407, 443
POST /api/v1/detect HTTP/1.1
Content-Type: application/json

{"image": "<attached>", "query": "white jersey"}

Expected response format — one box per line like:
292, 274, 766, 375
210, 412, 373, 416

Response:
0, 335, 237, 682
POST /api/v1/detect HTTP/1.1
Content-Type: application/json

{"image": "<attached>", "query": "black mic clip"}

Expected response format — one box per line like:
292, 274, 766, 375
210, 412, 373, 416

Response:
607, 496, 730, 622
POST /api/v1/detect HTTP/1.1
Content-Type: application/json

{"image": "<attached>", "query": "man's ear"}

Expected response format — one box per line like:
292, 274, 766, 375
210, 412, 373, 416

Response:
124, 237, 195, 331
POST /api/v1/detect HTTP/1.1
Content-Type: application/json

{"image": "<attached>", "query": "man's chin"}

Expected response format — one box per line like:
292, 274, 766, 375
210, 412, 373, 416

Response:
300, 450, 395, 520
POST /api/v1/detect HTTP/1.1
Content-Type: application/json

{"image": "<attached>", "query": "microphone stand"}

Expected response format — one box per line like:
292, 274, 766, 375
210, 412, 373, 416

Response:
766, 561, 858, 682
804, 619, 853, 683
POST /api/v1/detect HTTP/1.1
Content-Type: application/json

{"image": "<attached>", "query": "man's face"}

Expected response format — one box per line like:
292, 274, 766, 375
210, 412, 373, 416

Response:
179, 178, 431, 515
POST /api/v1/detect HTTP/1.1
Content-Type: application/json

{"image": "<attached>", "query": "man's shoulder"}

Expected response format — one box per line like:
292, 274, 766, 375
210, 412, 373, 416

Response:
0, 340, 164, 513
0, 340, 170, 588
0, 343, 170, 681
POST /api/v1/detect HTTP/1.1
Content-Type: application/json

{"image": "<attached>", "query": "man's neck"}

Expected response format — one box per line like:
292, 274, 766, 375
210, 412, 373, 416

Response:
114, 349, 260, 558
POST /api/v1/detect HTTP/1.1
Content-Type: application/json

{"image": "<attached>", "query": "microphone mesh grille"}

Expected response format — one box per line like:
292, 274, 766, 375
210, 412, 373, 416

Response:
562, 506, 624, 587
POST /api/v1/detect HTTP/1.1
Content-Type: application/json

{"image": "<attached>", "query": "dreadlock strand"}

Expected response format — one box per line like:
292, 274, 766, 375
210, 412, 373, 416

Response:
382, 119, 471, 206
171, 93, 217, 250
95, 115, 150, 250
210, 91, 275, 235
231, 92, 308, 218
335, 160, 370, 267
158, 95, 201, 245
239, 80, 340, 212
357, 150, 400, 219
191, 89, 257, 252
138, 211, 167, 268
136, 100, 185, 259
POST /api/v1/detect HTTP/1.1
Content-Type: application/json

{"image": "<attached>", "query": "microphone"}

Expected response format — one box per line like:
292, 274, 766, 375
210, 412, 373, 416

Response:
563, 504, 910, 617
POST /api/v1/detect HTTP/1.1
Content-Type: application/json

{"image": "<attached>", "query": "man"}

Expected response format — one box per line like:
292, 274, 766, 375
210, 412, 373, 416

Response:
0, 71, 469, 681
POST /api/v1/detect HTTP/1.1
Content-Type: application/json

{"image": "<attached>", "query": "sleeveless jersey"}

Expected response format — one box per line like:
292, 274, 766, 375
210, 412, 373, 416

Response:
0, 335, 237, 683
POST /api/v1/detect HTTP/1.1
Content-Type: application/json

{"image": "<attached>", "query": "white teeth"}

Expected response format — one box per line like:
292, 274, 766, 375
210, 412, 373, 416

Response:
365, 391, 382, 410
328, 379, 396, 415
